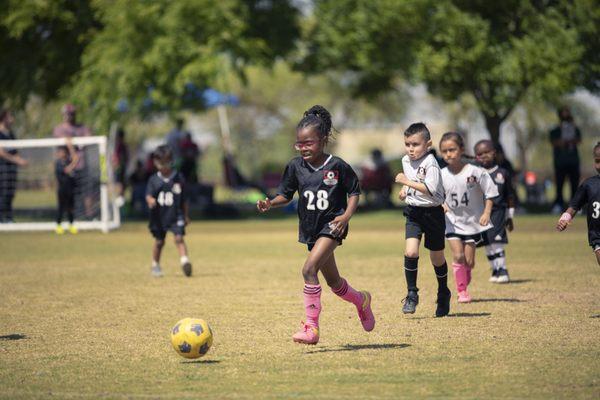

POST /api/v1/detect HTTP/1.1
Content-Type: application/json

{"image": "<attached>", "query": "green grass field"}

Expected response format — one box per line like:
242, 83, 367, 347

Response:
1, 212, 599, 399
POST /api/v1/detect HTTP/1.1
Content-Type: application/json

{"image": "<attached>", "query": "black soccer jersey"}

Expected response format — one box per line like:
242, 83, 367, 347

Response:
569, 175, 600, 244
146, 171, 186, 229
485, 165, 515, 210
277, 155, 361, 244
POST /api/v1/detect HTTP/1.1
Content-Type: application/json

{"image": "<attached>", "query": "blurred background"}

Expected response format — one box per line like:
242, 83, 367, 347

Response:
1, 0, 599, 220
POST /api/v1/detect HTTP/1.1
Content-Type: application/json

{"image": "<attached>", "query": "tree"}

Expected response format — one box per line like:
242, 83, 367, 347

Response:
302, 0, 596, 146
69, 0, 300, 126
0, 0, 99, 107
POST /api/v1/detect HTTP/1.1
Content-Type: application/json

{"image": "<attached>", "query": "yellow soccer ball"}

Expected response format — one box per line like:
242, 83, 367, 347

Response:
170, 318, 213, 359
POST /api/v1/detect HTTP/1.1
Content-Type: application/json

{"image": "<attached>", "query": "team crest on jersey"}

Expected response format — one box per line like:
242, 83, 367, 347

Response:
494, 173, 505, 184
466, 175, 478, 188
172, 183, 182, 194
323, 170, 339, 186
416, 167, 426, 182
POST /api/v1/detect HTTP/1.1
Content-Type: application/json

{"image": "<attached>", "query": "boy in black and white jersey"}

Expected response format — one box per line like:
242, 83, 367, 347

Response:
474, 140, 516, 283
146, 145, 192, 277
395, 123, 451, 317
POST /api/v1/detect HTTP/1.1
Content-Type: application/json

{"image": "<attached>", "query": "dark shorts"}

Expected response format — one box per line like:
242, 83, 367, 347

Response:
305, 222, 348, 251
446, 232, 489, 246
403, 205, 445, 251
482, 208, 508, 245
149, 220, 186, 240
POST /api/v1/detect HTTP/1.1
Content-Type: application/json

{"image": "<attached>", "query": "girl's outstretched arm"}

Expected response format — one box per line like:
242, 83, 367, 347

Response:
256, 194, 291, 213
556, 207, 576, 231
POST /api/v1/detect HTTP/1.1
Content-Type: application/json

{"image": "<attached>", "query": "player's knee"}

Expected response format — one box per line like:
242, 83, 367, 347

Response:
453, 253, 466, 264
302, 261, 319, 281
174, 235, 184, 245
155, 239, 165, 248
405, 250, 419, 259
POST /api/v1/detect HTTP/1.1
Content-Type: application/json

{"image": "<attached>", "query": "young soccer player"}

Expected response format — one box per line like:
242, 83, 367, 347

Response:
439, 132, 498, 303
145, 145, 192, 277
394, 123, 451, 317
557, 142, 600, 266
474, 140, 516, 283
55, 146, 79, 234
256, 105, 374, 345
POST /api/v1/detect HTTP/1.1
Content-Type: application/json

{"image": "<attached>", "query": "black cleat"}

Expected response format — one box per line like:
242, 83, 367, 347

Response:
435, 288, 451, 317
402, 291, 419, 314
182, 262, 192, 277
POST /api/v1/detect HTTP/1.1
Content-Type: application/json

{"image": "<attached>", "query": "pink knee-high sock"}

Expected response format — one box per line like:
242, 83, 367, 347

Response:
332, 278, 363, 307
452, 263, 468, 292
303, 284, 322, 327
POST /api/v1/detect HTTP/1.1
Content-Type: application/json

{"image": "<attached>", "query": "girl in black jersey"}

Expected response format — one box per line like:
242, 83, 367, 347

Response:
257, 105, 375, 345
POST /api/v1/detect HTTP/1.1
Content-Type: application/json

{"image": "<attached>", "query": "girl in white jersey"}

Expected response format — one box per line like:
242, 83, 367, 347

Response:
439, 132, 498, 303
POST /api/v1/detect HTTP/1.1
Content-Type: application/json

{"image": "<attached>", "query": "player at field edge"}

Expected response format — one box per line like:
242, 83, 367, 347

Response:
394, 123, 451, 317
439, 132, 499, 303
474, 140, 516, 283
145, 145, 192, 277
54, 146, 79, 234
256, 105, 375, 345
556, 142, 600, 266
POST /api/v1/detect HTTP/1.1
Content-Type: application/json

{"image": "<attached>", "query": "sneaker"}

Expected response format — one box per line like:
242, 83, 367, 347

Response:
292, 323, 319, 345
496, 269, 510, 283
402, 290, 419, 314
357, 291, 375, 331
457, 290, 472, 303
68, 225, 78, 234
55, 225, 65, 235
489, 269, 499, 283
435, 288, 451, 317
151, 265, 164, 278
181, 261, 192, 277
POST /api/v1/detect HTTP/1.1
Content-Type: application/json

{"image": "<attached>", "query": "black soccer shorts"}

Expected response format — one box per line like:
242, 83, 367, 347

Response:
403, 205, 445, 251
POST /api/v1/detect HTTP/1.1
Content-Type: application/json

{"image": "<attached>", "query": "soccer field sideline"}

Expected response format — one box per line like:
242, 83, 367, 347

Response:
0, 213, 599, 399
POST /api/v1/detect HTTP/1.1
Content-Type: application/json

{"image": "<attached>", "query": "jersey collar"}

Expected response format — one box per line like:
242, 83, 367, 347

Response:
306, 154, 333, 172
486, 165, 499, 174
158, 171, 176, 182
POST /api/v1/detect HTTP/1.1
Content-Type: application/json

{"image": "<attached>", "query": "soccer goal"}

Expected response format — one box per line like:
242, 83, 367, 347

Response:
0, 136, 120, 233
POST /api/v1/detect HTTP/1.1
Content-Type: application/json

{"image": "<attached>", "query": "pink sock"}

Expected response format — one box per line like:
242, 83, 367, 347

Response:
303, 284, 322, 327
332, 278, 362, 307
452, 263, 468, 292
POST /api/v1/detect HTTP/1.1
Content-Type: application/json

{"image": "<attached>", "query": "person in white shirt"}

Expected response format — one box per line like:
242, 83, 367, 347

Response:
395, 123, 451, 317
439, 132, 498, 303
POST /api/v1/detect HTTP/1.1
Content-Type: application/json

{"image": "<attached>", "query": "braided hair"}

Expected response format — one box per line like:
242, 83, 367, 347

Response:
296, 105, 334, 141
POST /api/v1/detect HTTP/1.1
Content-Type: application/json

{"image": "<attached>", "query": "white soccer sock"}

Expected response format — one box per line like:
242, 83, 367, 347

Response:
180, 256, 189, 265
486, 244, 506, 271
152, 260, 159, 268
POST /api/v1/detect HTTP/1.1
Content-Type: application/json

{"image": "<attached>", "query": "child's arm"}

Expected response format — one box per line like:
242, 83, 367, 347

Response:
479, 198, 493, 226
330, 194, 359, 237
395, 173, 429, 195
556, 207, 576, 231
256, 194, 292, 213
146, 195, 157, 209
64, 153, 79, 175
182, 201, 190, 225
398, 185, 408, 200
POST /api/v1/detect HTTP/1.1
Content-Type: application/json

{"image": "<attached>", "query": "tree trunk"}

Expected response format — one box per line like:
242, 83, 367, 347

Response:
484, 114, 504, 148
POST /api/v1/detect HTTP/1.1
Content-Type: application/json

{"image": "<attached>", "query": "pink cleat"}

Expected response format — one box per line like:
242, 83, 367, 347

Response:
358, 291, 375, 332
292, 323, 319, 345
457, 290, 472, 303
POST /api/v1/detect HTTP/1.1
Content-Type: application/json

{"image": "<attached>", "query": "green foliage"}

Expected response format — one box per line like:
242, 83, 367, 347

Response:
0, 0, 99, 107
70, 0, 300, 127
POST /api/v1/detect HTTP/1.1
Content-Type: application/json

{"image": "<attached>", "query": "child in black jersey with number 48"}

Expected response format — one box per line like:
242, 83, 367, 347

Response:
257, 105, 375, 345
557, 142, 600, 266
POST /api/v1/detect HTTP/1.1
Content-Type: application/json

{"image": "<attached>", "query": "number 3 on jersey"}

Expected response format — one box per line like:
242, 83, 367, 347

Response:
304, 190, 329, 210
157, 191, 174, 206
593, 201, 600, 219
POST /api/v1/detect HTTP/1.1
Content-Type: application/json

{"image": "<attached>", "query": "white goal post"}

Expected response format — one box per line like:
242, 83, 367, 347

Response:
0, 135, 121, 233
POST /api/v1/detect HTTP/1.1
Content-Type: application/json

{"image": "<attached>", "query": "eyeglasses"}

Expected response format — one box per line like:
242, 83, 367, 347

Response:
294, 139, 320, 150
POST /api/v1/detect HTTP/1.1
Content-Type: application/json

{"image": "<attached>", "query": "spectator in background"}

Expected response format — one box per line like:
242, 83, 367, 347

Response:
128, 160, 148, 215
550, 106, 581, 212
52, 104, 95, 218
0, 109, 28, 222
166, 118, 187, 170
179, 132, 201, 184
112, 128, 129, 206
360, 148, 393, 208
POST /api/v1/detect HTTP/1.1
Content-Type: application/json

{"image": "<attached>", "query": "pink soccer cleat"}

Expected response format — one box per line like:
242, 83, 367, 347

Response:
292, 323, 319, 345
457, 290, 472, 303
358, 291, 375, 332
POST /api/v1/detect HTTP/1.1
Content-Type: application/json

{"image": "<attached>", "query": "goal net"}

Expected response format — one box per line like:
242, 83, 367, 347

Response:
0, 136, 120, 232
